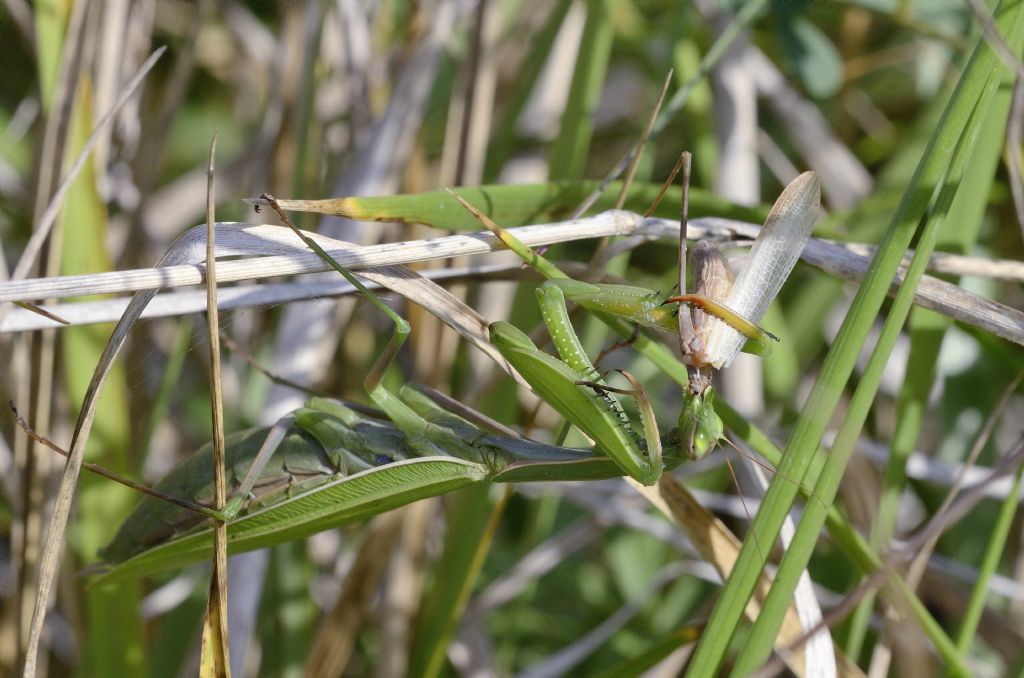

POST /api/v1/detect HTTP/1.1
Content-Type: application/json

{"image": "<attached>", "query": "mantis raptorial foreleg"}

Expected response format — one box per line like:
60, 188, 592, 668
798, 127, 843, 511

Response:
448, 170, 819, 473
490, 285, 663, 485
445, 191, 711, 473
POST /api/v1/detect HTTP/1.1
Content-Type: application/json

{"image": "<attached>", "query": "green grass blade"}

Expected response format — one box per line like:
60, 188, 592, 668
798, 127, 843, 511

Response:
603, 313, 958, 663
955, 464, 1023, 655
547, 0, 614, 180
845, 55, 1015, 660
575, 304, 940, 638
726, 7, 1024, 674
276, 180, 765, 231
686, 2, 1024, 674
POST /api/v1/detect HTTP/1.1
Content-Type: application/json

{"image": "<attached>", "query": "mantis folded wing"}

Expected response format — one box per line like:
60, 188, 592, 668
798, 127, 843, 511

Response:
98, 387, 686, 581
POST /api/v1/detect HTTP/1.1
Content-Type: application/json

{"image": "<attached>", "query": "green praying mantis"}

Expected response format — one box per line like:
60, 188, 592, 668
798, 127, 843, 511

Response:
473, 170, 819, 483
92, 170, 819, 582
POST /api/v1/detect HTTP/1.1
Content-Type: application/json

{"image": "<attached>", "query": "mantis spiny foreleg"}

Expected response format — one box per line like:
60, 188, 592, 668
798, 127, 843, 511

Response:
448, 189, 670, 485
449, 170, 819, 473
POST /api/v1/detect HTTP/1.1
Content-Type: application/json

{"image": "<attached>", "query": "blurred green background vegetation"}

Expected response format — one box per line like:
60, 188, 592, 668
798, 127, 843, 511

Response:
2, 0, 1024, 676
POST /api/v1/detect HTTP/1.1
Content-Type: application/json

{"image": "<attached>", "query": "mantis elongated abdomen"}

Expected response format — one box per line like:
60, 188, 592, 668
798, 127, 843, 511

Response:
98, 389, 685, 577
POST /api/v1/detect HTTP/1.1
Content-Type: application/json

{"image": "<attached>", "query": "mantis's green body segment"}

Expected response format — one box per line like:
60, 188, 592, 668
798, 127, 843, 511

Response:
490, 318, 662, 485
489, 274, 729, 468
477, 172, 819, 465
98, 387, 683, 580
96, 196, 688, 579
98, 173, 817, 578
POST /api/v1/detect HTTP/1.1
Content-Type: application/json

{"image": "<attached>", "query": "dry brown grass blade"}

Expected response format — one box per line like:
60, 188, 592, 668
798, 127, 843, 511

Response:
7, 241, 1017, 334
12, 301, 69, 325
6, 212, 1020, 345
570, 70, 675, 221
630, 475, 864, 678
614, 69, 674, 211
580, 70, 675, 278
199, 134, 232, 678
0, 216, 642, 303
676, 152, 696, 359
356, 264, 525, 386
200, 587, 231, 678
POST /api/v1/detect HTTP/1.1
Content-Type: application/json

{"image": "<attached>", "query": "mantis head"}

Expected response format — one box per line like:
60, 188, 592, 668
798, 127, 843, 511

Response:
679, 387, 724, 460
